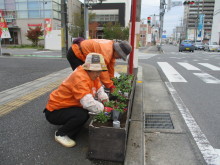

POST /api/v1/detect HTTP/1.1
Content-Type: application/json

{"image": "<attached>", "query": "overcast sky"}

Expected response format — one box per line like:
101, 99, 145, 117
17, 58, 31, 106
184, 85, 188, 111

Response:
141, 0, 184, 37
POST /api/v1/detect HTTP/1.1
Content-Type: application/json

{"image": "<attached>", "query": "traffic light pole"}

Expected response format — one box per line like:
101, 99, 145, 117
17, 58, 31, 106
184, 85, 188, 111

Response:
61, 0, 68, 58
84, 0, 89, 39
159, 0, 165, 50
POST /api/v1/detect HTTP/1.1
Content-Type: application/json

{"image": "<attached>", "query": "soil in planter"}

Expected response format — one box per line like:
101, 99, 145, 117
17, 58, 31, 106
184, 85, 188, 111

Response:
92, 111, 128, 128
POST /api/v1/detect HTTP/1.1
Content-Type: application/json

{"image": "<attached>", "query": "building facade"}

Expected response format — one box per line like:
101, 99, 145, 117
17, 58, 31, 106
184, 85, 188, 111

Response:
183, 0, 215, 42
0, 0, 82, 45
88, 0, 131, 39
210, 0, 220, 44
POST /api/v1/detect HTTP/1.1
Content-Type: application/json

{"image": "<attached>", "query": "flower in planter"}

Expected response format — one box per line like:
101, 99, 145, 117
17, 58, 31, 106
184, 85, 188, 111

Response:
94, 111, 111, 123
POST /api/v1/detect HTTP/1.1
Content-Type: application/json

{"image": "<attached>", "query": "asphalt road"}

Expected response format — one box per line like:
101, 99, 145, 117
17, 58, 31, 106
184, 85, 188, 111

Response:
139, 45, 220, 153
0, 53, 123, 165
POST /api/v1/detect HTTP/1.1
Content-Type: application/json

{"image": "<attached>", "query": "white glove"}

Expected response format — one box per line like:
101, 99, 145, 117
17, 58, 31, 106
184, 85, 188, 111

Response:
80, 94, 104, 114
97, 86, 109, 102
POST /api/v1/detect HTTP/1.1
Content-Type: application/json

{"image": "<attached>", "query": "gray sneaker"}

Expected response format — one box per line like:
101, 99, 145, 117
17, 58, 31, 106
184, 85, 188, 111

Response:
55, 131, 76, 148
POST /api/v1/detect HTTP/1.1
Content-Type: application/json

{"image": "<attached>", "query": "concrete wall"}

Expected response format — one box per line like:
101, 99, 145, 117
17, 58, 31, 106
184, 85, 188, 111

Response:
45, 30, 61, 50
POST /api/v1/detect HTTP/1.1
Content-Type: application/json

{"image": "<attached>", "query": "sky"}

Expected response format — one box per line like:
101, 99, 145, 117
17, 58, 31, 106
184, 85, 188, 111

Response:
141, 0, 184, 37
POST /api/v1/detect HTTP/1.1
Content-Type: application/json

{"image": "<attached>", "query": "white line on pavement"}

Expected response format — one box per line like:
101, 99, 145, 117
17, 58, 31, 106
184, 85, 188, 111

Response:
193, 73, 220, 84
198, 63, 220, 71
158, 62, 187, 82
166, 82, 220, 165
178, 62, 201, 71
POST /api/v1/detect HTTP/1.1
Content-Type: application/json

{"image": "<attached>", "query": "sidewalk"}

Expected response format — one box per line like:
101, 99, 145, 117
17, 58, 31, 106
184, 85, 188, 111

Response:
124, 46, 206, 165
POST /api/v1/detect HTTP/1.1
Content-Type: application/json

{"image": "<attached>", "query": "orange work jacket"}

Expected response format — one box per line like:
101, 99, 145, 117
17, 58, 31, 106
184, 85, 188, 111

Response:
72, 39, 115, 88
46, 66, 102, 111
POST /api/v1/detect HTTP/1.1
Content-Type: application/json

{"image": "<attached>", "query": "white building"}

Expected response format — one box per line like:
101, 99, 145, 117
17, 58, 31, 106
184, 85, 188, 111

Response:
211, 0, 220, 44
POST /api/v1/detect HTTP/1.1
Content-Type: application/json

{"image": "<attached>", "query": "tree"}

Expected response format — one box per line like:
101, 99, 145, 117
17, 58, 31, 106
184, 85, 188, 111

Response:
69, 13, 84, 38
103, 22, 129, 40
26, 26, 43, 47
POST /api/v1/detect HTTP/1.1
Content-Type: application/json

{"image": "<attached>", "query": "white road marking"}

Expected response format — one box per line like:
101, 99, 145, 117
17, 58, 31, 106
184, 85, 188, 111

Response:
166, 82, 220, 165
194, 73, 220, 84
34, 51, 52, 53
157, 62, 187, 82
199, 63, 220, 71
178, 62, 201, 71
138, 53, 157, 59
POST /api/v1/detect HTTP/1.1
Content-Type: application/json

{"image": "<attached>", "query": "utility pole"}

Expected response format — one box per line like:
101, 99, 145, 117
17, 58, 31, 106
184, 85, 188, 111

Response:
159, 0, 166, 50
84, 0, 89, 39
61, 0, 68, 58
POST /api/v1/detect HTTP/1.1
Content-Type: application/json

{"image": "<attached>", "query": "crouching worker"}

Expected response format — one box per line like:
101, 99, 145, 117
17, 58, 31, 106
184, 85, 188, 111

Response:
43, 53, 109, 148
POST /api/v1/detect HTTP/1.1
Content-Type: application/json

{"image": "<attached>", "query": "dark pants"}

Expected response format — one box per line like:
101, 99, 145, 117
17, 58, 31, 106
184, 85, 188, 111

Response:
44, 107, 89, 139
66, 47, 84, 71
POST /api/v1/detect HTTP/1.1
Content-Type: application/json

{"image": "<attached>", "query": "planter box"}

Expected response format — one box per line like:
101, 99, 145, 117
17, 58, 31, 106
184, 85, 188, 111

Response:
88, 76, 136, 162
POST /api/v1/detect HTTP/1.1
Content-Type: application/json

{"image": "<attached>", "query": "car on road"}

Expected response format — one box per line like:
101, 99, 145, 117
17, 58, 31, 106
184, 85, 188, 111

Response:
204, 42, 220, 52
194, 42, 205, 50
179, 40, 195, 52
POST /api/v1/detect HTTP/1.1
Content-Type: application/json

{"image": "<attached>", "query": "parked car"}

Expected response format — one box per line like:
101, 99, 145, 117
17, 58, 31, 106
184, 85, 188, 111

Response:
204, 42, 220, 52
179, 40, 195, 52
194, 42, 205, 50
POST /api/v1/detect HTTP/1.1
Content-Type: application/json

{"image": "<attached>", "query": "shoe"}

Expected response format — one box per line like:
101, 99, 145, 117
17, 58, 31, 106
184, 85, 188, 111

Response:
55, 131, 76, 148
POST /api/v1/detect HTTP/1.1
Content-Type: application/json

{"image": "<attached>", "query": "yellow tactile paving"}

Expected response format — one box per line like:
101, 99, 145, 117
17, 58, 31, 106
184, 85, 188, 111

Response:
0, 79, 63, 117
115, 65, 127, 73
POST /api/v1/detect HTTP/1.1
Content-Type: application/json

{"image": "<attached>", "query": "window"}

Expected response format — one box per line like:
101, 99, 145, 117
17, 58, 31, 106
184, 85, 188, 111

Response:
53, 10, 60, 19
17, 10, 28, 18
16, 2, 27, 10
28, 1, 40, 10
28, 10, 40, 18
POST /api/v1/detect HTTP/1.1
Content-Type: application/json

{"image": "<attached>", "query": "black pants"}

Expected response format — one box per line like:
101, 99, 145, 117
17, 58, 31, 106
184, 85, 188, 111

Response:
66, 47, 84, 71
44, 107, 89, 139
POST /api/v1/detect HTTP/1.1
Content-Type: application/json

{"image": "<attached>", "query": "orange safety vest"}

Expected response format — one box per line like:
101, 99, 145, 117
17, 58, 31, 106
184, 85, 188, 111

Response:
46, 66, 102, 111
72, 39, 115, 88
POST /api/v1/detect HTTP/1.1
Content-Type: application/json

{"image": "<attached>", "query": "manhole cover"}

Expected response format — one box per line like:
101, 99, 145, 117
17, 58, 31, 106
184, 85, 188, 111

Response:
144, 113, 174, 129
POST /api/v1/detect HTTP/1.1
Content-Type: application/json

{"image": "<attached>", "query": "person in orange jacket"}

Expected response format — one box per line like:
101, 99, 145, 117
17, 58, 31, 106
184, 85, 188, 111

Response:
66, 38, 132, 92
44, 53, 109, 148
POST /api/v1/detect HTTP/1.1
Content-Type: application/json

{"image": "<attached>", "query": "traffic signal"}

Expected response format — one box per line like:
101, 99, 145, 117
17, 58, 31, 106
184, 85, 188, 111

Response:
183, 1, 195, 5
147, 17, 151, 24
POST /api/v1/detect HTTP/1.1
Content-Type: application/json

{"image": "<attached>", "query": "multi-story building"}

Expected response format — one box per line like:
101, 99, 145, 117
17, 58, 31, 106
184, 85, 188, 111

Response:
0, 0, 131, 47
0, 0, 82, 45
211, 0, 220, 44
183, 0, 215, 42
88, 0, 131, 39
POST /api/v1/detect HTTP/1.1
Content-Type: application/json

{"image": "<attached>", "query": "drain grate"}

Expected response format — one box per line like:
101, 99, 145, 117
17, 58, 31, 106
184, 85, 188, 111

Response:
144, 113, 174, 129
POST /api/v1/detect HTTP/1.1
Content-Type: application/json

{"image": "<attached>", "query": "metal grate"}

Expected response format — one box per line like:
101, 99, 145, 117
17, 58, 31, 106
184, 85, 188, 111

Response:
144, 113, 174, 129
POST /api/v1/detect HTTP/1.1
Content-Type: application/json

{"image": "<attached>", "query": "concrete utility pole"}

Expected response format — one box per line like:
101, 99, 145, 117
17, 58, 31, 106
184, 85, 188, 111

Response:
84, 0, 89, 39
61, 0, 68, 58
159, 0, 166, 50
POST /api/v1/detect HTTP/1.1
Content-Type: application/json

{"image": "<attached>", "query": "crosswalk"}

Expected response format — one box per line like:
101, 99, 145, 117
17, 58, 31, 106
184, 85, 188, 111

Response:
157, 62, 220, 84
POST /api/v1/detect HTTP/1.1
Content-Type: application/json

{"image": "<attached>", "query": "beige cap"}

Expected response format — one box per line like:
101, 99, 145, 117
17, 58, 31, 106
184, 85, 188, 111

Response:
82, 53, 108, 71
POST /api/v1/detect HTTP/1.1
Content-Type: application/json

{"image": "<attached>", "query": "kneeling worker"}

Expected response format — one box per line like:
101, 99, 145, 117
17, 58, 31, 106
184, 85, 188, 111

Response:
43, 53, 109, 148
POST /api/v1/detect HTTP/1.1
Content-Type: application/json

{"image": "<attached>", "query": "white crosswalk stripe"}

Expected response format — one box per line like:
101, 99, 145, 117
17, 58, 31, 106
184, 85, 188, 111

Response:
157, 62, 187, 82
158, 62, 220, 84
198, 63, 220, 71
178, 62, 200, 71
193, 73, 220, 84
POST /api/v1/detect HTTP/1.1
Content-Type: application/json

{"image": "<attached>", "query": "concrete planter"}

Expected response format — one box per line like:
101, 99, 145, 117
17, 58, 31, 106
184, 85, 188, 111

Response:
87, 77, 136, 162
